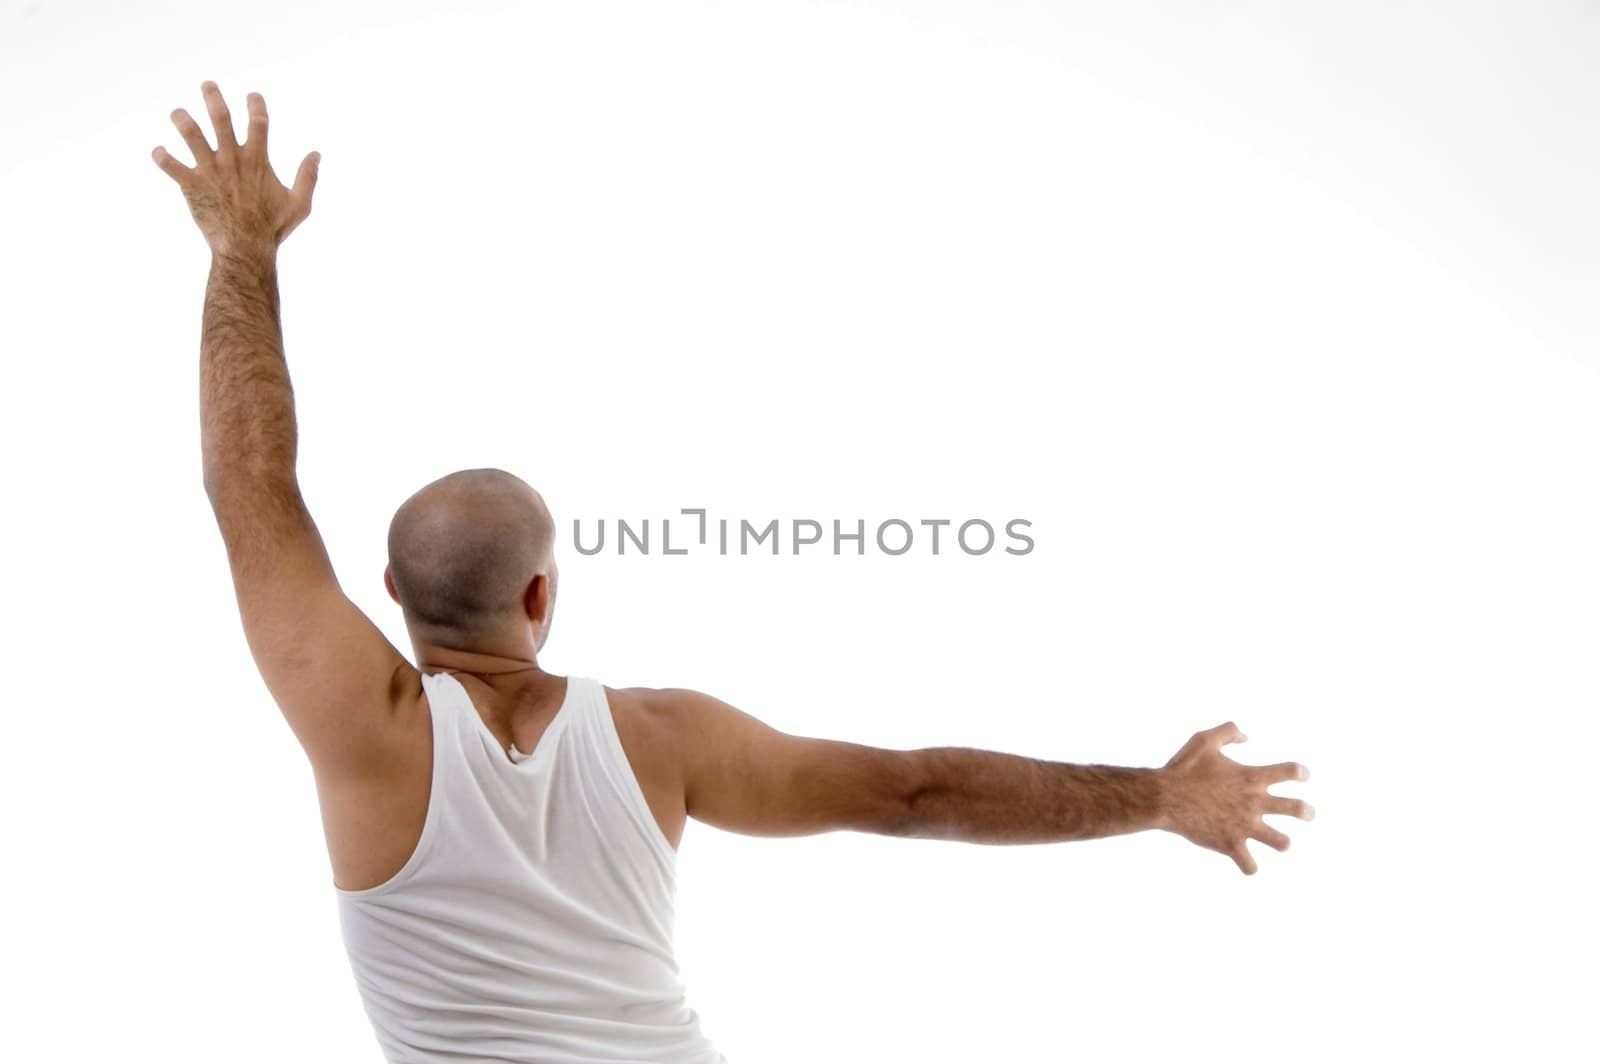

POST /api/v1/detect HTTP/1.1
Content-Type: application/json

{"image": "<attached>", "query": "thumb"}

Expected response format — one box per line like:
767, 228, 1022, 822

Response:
1204, 720, 1246, 748
292, 150, 321, 204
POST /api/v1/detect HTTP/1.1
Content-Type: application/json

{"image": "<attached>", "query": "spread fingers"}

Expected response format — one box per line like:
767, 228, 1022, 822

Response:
169, 107, 214, 168
201, 81, 239, 165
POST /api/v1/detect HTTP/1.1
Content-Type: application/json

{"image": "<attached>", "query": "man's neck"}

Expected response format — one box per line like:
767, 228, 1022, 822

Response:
413, 642, 543, 678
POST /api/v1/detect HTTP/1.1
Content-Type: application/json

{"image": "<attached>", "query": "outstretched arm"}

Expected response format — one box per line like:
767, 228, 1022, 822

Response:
653, 690, 1311, 875
899, 722, 1312, 874
155, 82, 415, 777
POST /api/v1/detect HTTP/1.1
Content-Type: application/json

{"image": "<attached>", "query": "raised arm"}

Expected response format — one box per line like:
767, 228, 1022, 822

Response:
154, 82, 416, 777
654, 691, 1312, 875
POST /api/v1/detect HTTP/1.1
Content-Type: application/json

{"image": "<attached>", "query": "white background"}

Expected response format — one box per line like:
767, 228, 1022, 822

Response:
2, 1, 1596, 1060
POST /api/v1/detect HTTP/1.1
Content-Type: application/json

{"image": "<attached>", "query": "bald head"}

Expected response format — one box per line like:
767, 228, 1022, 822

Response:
386, 468, 557, 650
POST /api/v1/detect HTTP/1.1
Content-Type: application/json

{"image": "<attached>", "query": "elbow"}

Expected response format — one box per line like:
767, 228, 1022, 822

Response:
883, 750, 936, 838
202, 460, 245, 503
880, 798, 922, 838
203, 462, 301, 508
202, 468, 228, 504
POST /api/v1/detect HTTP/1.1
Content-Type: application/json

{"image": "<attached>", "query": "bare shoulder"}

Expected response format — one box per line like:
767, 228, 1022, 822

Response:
600, 686, 740, 765
319, 666, 433, 892
600, 686, 722, 782
321, 662, 428, 786
604, 686, 712, 731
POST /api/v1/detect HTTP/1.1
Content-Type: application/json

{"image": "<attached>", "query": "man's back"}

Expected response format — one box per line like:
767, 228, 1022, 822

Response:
334, 671, 726, 1064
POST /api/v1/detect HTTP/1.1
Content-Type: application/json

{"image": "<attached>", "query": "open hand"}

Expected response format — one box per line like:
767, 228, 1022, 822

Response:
153, 81, 319, 256
1159, 722, 1312, 875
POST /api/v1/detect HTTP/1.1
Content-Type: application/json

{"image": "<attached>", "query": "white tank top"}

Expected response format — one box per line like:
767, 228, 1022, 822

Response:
334, 671, 726, 1063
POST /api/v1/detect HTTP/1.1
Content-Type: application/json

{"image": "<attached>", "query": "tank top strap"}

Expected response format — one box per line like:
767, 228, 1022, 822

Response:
419, 669, 464, 744
563, 677, 680, 875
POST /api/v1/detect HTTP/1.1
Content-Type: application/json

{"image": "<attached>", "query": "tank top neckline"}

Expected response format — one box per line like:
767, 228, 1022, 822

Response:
436, 670, 575, 770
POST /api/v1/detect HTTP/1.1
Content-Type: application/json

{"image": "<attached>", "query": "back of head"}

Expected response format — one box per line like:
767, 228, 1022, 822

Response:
386, 468, 556, 651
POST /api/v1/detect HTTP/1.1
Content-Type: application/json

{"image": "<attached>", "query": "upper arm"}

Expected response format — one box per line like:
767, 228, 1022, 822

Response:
647, 687, 925, 838
208, 476, 416, 778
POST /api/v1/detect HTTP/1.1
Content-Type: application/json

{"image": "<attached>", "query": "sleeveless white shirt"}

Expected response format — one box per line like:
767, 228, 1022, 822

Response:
334, 671, 726, 1063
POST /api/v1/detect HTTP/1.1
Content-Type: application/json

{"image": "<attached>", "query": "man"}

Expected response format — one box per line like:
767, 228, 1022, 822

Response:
156, 83, 1313, 1064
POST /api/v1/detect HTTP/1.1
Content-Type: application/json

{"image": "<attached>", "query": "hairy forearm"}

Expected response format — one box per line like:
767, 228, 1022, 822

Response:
199, 241, 299, 496
900, 747, 1168, 844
